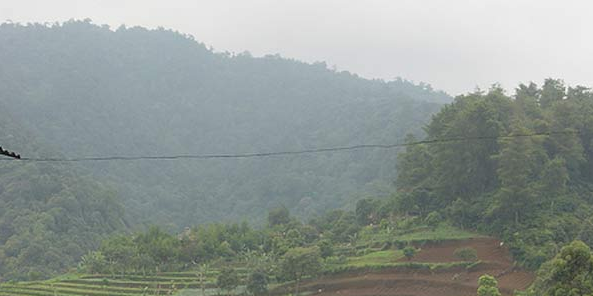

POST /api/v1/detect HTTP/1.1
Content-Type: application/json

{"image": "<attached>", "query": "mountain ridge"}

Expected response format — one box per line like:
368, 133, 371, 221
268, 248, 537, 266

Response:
0, 20, 448, 229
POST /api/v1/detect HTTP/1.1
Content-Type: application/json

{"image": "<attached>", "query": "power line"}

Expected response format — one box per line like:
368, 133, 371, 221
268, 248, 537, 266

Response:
0, 130, 579, 162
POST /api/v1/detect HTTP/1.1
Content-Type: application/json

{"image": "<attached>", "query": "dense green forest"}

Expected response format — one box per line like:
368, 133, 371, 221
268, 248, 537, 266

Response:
0, 20, 447, 230
0, 20, 447, 280
3, 20, 593, 295
396, 79, 593, 269
0, 107, 125, 281
78, 79, 592, 295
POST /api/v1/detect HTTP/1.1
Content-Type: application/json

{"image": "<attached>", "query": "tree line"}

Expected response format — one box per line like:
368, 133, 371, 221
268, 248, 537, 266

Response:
79, 205, 363, 294
395, 79, 593, 269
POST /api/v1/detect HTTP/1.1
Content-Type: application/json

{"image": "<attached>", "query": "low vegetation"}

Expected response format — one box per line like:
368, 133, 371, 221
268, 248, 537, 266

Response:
0, 205, 487, 295
454, 247, 478, 262
477, 274, 502, 296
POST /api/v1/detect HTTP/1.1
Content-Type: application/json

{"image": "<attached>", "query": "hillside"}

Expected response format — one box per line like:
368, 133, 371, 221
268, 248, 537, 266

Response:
0, 107, 126, 281
0, 20, 448, 228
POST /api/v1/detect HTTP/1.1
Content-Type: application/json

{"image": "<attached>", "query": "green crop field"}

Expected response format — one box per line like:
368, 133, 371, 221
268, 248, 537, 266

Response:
394, 224, 481, 243
346, 250, 404, 267
0, 272, 217, 296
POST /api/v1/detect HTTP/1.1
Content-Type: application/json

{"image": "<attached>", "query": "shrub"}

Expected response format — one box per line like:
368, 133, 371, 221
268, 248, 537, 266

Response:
396, 216, 420, 230
79, 251, 108, 274
425, 211, 442, 229
477, 274, 501, 296
217, 267, 239, 295
246, 271, 268, 296
454, 247, 478, 261
268, 206, 290, 226
317, 240, 334, 258
403, 246, 417, 260
381, 242, 392, 251
393, 240, 407, 249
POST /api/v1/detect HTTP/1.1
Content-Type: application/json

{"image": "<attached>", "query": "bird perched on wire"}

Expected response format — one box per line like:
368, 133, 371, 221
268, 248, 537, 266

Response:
0, 146, 21, 159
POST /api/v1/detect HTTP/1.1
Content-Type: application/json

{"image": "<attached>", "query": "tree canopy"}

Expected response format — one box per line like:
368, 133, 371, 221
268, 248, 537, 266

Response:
396, 80, 593, 268
0, 108, 125, 281
0, 20, 447, 230
0, 20, 449, 280
529, 241, 593, 296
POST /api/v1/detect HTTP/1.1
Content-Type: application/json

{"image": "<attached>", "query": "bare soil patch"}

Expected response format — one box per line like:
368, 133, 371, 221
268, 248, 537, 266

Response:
272, 237, 534, 296
405, 237, 511, 264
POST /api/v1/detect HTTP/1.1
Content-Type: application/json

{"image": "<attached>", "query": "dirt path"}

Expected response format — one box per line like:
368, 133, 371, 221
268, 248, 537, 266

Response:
273, 237, 534, 296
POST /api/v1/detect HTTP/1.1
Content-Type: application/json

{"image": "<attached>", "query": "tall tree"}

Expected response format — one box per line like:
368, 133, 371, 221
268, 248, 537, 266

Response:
268, 206, 291, 227
279, 247, 322, 295
532, 241, 593, 296
540, 79, 565, 108
246, 270, 269, 296
217, 267, 239, 296
493, 123, 538, 225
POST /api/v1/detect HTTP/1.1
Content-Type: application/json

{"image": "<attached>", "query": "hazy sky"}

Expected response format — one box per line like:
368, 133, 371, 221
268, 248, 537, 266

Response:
1, 0, 592, 95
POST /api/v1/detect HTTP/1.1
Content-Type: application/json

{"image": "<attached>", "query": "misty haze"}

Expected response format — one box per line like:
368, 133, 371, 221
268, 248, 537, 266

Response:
0, 2, 592, 296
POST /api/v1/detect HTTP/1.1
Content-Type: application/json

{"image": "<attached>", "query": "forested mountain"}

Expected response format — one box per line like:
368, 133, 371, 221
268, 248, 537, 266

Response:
0, 106, 126, 280
396, 80, 593, 269
0, 20, 447, 229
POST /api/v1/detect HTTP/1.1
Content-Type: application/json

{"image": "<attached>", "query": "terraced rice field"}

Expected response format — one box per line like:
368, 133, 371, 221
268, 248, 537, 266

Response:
0, 271, 224, 296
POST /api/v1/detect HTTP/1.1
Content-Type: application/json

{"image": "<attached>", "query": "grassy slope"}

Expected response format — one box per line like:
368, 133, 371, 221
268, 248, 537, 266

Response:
395, 225, 481, 242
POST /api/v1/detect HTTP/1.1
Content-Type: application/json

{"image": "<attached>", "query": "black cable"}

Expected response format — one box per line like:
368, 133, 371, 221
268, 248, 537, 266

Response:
0, 130, 578, 162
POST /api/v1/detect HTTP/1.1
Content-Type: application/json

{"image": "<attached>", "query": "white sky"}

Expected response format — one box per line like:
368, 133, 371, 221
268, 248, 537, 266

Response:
1, 0, 592, 95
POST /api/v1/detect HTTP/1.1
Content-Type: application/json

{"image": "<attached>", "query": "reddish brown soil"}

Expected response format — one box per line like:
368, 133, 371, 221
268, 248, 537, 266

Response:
404, 237, 511, 264
272, 237, 534, 296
